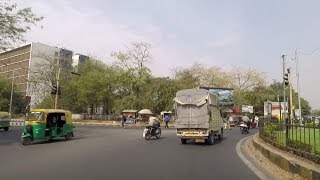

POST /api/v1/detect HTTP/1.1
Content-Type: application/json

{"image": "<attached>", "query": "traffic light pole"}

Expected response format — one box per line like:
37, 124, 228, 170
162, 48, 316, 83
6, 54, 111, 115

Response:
282, 55, 287, 121
288, 68, 294, 125
282, 55, 289, 146
54, 68, 61, 109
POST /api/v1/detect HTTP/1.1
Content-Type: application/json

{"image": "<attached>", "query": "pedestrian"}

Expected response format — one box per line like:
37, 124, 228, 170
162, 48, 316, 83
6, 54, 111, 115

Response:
255, 116, 259, 128
121, 114, 127, 128
164, 115, 170, 128
228, 115, 234, 128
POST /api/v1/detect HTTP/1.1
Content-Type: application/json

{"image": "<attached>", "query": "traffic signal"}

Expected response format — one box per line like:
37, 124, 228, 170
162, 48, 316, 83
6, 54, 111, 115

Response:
283, 73, 289, 86
25, 104, 30, 113
51, 85, 57, 95
51, 85, 62, 95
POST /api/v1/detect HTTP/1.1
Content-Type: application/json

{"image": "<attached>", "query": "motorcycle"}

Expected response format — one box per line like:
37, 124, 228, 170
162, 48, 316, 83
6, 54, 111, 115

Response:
143, 125, 161, 140
239, 122, 249, 134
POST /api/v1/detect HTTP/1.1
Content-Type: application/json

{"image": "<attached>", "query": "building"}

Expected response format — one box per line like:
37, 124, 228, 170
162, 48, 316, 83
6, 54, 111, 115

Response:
72, 53, 90, 72
0, 42, 89, 107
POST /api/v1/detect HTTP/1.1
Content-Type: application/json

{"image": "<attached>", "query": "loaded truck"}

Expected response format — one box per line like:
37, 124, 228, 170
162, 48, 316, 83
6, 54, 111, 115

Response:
174, 88, 224, 145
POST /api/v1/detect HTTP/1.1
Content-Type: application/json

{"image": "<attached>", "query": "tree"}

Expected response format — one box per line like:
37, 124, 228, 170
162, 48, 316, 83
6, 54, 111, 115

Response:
142, 77, 180, 114
111, 42, 152, 111
269, 81, 311, 116
0, 0, 44, 52
28, 51, 75, 108
228, 66, 267, 107
0, 78, 25, 113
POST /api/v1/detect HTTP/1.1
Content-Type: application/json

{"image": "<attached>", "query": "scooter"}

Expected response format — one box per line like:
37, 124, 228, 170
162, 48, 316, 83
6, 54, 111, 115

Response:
239, 122, 249, 134
143, 125, 161, 140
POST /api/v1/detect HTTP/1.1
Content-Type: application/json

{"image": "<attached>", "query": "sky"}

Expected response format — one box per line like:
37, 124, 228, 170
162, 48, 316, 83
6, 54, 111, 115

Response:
15, 0, 320, 109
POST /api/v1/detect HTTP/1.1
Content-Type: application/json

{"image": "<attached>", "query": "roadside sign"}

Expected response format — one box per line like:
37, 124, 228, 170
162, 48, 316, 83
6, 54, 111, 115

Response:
242, 105, 254, 113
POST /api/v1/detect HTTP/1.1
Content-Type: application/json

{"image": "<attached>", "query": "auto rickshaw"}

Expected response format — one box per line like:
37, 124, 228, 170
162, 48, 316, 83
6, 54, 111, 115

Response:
21, 109, 74, 145
0, 112, 10, 131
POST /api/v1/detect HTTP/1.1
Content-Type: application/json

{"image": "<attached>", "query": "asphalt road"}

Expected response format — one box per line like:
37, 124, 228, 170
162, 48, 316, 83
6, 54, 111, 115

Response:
0, 126, 259, 180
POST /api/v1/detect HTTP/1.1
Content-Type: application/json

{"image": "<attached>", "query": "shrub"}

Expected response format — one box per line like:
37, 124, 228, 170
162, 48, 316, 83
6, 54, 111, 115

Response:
288, 139, 312, 153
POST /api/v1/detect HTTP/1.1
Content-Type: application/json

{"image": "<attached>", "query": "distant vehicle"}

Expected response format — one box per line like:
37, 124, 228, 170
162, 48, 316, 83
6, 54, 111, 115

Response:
174, 89, 224, 145
239, 122, 249, 134
21, 109, 74, 145
0, 112, 10, 131
143, 125, 161, 140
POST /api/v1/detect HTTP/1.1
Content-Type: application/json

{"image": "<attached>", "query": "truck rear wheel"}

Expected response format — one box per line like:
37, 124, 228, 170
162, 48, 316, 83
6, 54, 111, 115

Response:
218, 130, 223, 140
180, 139, 187, 144
206, 134, 214, 145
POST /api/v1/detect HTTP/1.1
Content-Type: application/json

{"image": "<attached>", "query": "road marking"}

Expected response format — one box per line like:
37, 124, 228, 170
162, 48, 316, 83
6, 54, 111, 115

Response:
236, 136, 268, 180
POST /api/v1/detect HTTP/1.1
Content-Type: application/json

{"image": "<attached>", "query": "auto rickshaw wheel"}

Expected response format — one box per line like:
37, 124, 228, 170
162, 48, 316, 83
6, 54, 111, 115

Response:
65, 132, 73, 140
3, 127, 9, 131
22, 137, 32, 146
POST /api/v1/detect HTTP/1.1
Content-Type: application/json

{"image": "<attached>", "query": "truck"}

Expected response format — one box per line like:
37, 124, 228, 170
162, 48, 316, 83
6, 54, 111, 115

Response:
174, 88, 224, 145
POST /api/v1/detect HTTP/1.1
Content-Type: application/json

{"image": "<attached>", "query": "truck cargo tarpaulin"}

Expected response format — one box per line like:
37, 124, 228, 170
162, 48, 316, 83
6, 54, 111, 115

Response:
200, 87, 234, 106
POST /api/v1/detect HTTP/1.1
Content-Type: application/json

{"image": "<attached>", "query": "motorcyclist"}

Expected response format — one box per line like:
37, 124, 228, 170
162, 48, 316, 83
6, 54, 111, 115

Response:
147, 115, 161, 133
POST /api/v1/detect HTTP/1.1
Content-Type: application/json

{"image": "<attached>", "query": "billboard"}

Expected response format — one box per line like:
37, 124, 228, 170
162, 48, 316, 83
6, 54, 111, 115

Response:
263, 102, 288, 117
242, 105, 254, 113
200, 87, 234, 106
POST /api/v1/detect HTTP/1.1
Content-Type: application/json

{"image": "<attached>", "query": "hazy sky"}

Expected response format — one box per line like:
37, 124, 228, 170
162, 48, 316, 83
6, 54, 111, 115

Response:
17, 0, 320, 109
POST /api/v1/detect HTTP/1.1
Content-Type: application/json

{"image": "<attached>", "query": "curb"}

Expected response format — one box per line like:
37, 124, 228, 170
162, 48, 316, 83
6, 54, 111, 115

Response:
73, 122, 175, 128
253, 133, 320, 180
236, 136, 269, 180
8, 121, 176, 128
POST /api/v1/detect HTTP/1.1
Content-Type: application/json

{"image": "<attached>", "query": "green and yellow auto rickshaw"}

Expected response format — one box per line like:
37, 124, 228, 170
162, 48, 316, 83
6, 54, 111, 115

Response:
0, 112, 10, 131
21, 109, 74, 145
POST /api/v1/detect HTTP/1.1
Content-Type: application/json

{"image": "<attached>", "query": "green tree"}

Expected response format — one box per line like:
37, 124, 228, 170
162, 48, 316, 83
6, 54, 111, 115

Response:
0, 0, 44, 52
142, 77, 180, 114
111, 42, 152, 111
269, 81, 311, 116
0, 78, 25, 113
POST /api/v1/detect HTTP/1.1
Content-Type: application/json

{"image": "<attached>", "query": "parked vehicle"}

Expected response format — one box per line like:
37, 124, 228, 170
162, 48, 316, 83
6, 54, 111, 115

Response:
174, 89, 224, 145
21, 109, 74, 145
143, 125, 161, 140
0, 112, 10, 131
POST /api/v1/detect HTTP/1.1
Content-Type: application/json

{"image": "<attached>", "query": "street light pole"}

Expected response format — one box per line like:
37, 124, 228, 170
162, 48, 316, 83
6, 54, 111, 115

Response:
294, 49, 302, 125
9, 70, 14, 118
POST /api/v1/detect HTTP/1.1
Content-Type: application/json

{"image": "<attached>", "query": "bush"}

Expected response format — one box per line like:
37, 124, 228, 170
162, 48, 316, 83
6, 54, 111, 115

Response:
288, 139, 312, 153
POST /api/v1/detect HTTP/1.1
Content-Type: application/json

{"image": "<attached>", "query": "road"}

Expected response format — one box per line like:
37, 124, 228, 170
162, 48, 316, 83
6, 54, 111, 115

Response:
0, 126, 259, 180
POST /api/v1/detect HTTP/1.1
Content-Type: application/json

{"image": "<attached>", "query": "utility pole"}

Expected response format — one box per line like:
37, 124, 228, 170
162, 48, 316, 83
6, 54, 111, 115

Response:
288, 68, 294, 125
294, 49, 302, 125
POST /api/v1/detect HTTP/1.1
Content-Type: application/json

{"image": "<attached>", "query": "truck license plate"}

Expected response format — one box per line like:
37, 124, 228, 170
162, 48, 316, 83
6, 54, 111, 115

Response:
185, 133, 198, 136
195, 139, 205, 143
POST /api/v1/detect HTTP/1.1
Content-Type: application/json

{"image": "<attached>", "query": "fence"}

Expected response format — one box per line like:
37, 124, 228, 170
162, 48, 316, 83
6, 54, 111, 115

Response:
259, 118, 320, 163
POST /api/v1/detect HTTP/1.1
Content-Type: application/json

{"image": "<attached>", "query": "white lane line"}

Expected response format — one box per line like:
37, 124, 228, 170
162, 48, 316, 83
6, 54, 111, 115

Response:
236, 136, 268, 180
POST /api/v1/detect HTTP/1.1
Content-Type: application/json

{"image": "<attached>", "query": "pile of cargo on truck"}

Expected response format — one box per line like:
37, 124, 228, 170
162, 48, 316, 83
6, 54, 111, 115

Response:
174, 87, 234, 145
